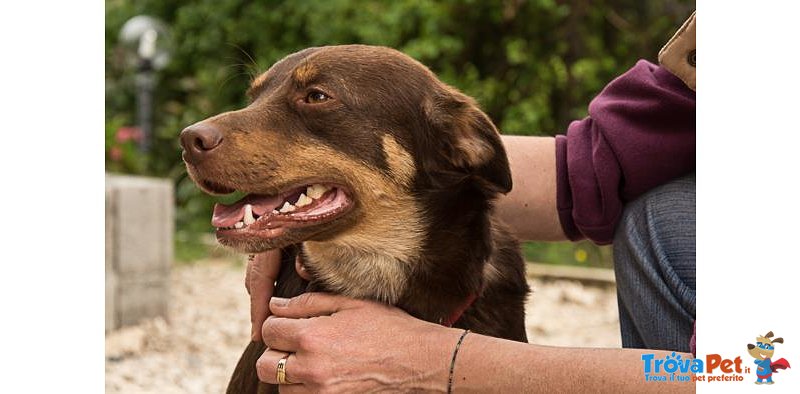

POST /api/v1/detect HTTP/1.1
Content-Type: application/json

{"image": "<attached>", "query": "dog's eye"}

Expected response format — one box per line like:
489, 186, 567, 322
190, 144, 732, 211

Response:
305, 91, 330, 104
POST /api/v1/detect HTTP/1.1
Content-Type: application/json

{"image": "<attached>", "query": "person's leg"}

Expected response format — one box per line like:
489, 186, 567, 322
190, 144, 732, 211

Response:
613, 174, 695, 352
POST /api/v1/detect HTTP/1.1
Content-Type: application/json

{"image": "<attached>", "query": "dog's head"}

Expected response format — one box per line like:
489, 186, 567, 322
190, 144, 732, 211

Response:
747, 331, 783, 360
181, 45, 511, 255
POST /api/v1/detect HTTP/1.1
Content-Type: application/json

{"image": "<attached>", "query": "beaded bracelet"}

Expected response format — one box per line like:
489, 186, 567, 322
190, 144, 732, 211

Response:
447, 329, 470, 394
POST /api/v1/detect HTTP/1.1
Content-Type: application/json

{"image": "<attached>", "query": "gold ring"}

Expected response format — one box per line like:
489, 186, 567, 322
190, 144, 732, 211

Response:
276, 354, 293, 384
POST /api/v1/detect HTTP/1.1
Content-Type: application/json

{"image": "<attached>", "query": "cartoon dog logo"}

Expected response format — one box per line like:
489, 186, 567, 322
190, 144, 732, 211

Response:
747, 331, 791, 384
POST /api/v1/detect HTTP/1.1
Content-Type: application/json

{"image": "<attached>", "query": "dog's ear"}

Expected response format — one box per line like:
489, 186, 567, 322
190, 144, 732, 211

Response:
423, 87, 512, 194
772, 337, 784, 344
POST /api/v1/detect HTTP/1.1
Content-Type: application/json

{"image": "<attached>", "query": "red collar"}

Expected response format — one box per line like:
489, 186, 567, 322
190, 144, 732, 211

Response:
440, 292, 479, 327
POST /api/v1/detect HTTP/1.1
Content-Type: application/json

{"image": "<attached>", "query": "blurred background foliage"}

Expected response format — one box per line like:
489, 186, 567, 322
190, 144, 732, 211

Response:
106, 0, 693, 265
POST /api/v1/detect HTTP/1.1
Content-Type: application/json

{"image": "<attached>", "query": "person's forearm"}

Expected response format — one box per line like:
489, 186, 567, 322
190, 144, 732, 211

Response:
262, 293, 695, 392
496, 135, 566, 241
434, 329, 693, 393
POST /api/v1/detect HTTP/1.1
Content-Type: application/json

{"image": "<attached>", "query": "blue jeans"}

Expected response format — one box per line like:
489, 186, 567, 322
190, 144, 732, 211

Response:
613, 175, 696, 352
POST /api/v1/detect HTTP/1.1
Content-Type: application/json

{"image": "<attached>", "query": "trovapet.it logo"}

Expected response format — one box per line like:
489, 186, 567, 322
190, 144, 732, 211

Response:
640, 330, 792, 385
641, 352, 746, 383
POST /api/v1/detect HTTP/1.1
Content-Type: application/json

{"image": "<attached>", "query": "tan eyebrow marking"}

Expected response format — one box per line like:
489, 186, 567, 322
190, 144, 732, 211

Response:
293, 62, 318, 85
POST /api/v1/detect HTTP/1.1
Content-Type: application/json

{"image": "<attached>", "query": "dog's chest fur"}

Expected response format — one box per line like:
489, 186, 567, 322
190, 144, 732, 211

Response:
227, 217, 530, 394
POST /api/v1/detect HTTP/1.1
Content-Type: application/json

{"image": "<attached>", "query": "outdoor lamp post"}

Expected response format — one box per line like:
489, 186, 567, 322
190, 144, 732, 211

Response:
119, 15, 170, 153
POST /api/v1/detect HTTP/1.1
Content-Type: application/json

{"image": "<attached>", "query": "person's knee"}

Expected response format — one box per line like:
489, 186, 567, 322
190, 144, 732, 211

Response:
614, 175, 696, 267
612, 175, 696, 350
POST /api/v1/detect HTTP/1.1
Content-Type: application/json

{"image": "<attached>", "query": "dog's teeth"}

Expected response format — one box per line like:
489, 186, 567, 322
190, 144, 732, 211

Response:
305, 185, 319, 199
306, 184, 328, 199
234, 221, 244, 229
243, 204, 255, 225
295, 193, 313, 207
272, 209, 279, 214
279, 202, 296, 213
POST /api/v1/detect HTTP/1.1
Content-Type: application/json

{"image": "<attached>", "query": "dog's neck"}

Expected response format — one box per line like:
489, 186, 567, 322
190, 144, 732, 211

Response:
301, 241, 414, 305
397, 183, 495, 323
301, 182, 495, 324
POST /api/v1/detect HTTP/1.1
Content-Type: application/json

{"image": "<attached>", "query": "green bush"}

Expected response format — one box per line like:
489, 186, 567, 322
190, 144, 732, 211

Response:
105, 0, 693, 264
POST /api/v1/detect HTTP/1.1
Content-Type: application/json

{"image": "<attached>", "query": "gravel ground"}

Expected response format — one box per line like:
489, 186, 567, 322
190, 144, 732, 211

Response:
105, 260, 620, 393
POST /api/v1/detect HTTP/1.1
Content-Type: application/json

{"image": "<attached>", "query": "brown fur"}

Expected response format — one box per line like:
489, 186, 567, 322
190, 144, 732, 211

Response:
180, 45, 529, 393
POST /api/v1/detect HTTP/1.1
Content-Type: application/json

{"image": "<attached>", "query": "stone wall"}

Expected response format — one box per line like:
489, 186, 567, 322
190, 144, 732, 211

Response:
106, 174, 173, 331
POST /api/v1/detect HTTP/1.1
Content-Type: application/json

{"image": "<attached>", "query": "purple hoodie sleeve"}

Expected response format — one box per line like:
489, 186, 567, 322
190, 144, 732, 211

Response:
555, 60, 696, 244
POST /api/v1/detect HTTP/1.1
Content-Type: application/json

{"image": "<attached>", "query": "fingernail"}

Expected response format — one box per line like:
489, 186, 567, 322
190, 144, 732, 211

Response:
270, 297, 289, 307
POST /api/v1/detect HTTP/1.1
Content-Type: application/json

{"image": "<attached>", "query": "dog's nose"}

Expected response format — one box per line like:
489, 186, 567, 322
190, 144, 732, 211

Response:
180, 122, 224, 163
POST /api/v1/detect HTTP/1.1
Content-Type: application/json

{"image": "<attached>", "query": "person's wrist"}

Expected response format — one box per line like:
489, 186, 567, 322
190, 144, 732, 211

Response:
403, 322, 466, 392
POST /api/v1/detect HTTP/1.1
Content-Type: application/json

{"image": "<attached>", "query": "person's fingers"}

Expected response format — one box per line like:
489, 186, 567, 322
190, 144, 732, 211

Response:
244, 255, 252, 295
261, 316, 308, 352
255, 349, 304, 385
295, 254, 312, 281
270, 292, 363, 318
248, 250, 281, 341
279, 384, 312, 394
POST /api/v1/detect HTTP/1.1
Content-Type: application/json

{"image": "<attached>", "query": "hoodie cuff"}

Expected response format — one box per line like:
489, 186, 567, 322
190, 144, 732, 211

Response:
555, 134, 583, 241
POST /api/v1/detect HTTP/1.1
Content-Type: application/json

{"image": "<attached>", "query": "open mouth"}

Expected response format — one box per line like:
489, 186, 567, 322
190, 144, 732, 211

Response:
209, 182, 353, 244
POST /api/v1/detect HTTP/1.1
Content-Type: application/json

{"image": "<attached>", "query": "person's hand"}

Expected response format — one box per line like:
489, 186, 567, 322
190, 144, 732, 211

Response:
254, 293, 460, 393
245, 251, 281, 341
246, 250, 312, 341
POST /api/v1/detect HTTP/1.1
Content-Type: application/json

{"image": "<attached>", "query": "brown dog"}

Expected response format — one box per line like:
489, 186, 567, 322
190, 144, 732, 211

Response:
180, 45, 529, 393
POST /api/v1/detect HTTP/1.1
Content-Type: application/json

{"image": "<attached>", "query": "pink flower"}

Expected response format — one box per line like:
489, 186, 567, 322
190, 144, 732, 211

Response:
116, 126, 143, 143
110, 146, 122, 161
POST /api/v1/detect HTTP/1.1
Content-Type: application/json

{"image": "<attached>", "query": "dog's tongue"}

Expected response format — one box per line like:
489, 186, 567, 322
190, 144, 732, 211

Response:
211, 194, 283, 227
